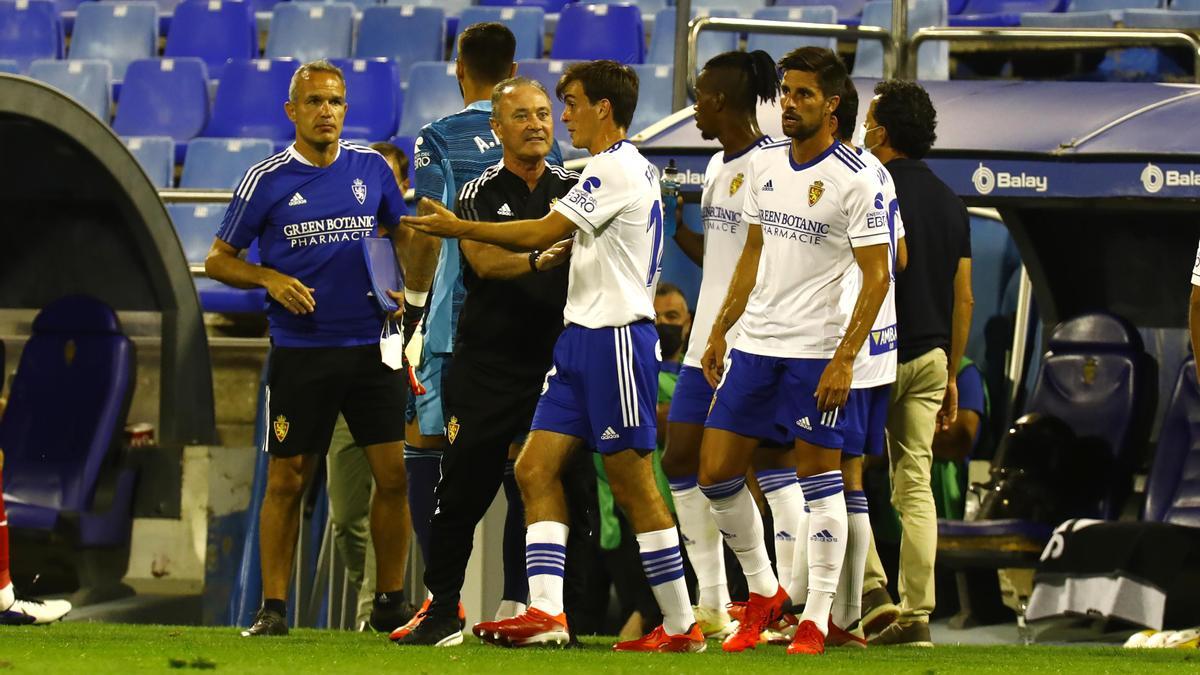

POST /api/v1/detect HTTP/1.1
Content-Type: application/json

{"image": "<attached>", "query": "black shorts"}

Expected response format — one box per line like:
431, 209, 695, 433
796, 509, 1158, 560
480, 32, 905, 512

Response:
443, 357, 544, 451
266, 344, 407, 457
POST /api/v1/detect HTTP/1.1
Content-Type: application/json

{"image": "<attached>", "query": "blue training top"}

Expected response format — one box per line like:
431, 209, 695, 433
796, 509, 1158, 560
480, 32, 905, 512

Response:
414, 99, 563, 355
217, 141, 408, 348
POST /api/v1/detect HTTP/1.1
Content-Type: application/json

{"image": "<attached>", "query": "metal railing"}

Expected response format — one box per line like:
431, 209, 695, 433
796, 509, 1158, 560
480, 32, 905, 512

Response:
675, 16, 896, 110
908, 27, 1200, 83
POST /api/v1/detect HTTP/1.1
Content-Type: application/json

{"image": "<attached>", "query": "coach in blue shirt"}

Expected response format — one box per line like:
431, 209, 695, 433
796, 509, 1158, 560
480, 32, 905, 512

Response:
206, 60, 413, 637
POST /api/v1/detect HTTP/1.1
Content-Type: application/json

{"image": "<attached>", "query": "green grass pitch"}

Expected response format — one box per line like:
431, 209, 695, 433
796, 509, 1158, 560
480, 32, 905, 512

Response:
2, 623, 1197, 673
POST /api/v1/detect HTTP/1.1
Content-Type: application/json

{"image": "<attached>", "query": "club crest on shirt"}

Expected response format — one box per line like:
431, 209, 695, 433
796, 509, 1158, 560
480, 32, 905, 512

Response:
447, 415, 460, 444
273, 415, 289, 443
729, 172, 744, 196
352, 178, 367, 205
808, 180, 825, 207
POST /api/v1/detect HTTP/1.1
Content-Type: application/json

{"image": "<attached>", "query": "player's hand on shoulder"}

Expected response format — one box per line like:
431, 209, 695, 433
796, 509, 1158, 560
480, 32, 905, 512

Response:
536, 239, 573, 272
702, 335, 727, 388
401, 198, 462, 236
264, 270, 316, 315
815, 355, 853, 412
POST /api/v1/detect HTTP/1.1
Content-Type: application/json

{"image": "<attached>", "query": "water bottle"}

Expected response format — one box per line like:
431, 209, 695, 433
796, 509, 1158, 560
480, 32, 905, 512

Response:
661, 159, 680, 238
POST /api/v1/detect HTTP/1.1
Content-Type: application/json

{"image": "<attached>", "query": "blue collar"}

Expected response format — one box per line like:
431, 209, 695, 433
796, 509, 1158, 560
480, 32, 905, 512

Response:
724, 135, 769, 163
465, 100, 492, 112
788, 138, 840, 172
600, 138, 630, 154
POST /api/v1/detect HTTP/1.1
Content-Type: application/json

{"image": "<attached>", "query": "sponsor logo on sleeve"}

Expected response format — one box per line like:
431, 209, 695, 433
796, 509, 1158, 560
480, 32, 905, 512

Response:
869, 324, 898, 355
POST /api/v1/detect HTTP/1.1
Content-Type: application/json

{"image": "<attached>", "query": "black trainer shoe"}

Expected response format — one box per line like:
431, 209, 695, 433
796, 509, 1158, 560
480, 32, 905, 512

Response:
369, 596, 418, 633
861, 587, 900, 637
867, 620, 933, 647
391, 611, 464, 647
240, 609, 288, 637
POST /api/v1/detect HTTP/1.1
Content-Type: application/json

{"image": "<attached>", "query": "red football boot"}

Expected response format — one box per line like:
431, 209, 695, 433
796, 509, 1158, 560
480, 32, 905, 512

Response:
722, 586, 790, 653
390, 599, 466, 641
787, 619, 826, 655
825, 617, 867, 648
472, 607, 569, 648
613, 624, 707, 653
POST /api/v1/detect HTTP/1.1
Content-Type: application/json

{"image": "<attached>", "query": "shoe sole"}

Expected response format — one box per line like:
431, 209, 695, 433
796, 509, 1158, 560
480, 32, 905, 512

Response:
436, 631, 465, 647
861, 604, 900, 636
476, 628, 569, 648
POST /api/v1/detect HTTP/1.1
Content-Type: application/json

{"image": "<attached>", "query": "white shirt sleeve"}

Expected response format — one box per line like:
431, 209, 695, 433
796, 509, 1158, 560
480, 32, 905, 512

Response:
846, 170, 891, 248
553, 154, 630, 235
1192, 239, 1200, 287
740, 157, 761, 225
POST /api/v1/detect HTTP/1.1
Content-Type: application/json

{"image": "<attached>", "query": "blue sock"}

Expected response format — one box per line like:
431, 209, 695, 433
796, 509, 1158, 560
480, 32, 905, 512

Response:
404, 443, 442, 566
502, 460, 528, 603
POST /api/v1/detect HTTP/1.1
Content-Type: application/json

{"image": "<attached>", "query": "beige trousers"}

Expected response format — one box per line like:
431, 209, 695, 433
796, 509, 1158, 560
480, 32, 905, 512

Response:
327, 414, 376, 627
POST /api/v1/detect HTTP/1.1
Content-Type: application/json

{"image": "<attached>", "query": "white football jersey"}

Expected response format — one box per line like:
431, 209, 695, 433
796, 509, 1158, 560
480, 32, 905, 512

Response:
840, 147, 905, 388
553, 140, 663, 328
1192, 238, 1200, 286
736, 139, 890, 359
685, 136, 774, 368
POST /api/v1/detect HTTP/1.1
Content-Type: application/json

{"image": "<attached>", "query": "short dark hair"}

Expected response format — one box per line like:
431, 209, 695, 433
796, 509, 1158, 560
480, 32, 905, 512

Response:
776, 46, 848, 100
873, 80, 938, 159
371, 141, 408, 181
702, 49, 779, 110
458, 22, 516, 84
834, 78, 859, 142
656, 281, 685, 300
555, 60, 638, 131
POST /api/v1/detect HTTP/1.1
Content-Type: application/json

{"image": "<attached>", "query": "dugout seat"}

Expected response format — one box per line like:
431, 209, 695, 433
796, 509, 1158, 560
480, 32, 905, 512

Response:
329, 58, 400, 141
354, 5, 444, 83
855, 0, 950, 80
628, 64, 675, 135
454, 6, 544, 61
123, 135, 174, 188
29, 59, 112, 121
1143, 356, 1200, 528
0, 0, 61, 73
0, 295, 138, 550
113, 58, 210, 164
551, 3, 644, 64
747, 6, 838, 60
397, 61, 463, 138
163, 0, 256, 81
775, 0, 867, 20
265, 2, 354, 63
167, 203, 268, 314
949, 0, 1065, 26
180, 137, 275, 189
204, 59, 298, 145
68, 1, 158, 82
646, 7, 738, 72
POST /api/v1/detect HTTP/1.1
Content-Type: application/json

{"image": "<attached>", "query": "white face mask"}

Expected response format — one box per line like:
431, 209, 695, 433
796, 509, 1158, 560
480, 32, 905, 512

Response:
380, 319, 405, 370
851, 124, 867, 149
860, 125, 883, 154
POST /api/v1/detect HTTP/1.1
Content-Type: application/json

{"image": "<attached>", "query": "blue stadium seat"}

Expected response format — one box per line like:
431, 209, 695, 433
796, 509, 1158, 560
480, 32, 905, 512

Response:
397, 60, 462, 138
747, 6, 838, 60
69, 1, 158, 81
775, 0, 867, 20
29, 58, 112, 120
0, 58, 18, 73
204, 59, 299, 142
551, 3, 644, 64
854, 0, 949, 80
454, 6, 544, 61
515, 58, 578, 144
251, 0, 286, 11
384, 0, 472, 16
123, 135, 174, 187
164, 0, 257, 81
647, 7, 739, 69
1020, 9, 1114, 25
167, 203, 268, 313
354, 5, 445, 83
628, 64, 675, 134
593, 0, 668, 13
0, 0, 62, 73
1144, 356, 1200, 528
480, 0, 569, 10
1070, 0, 1162, 21
113, 58, 210, 164
0, 295, 138, 548
1123, 7, 1200, 24
692, 0, 767, 16
1175, 0, 1200, 9
295, 0, 377, 10
265, 1, 354, 62
948, 0, 1063, 25
181, 137, 275, 189
330, 58, 401, 141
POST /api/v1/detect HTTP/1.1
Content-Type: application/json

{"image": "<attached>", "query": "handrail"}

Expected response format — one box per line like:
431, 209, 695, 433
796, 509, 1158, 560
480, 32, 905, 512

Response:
158, 187, 420, 203
908, 27, 1200, 83
677, 17, 895, 109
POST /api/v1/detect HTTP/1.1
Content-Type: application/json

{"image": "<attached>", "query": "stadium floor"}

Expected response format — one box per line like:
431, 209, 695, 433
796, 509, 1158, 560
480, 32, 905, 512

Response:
3, 623, 1197, 673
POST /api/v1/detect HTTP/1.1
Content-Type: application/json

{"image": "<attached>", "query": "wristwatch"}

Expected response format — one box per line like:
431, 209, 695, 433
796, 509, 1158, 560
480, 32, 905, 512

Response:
528, 249, 542, 272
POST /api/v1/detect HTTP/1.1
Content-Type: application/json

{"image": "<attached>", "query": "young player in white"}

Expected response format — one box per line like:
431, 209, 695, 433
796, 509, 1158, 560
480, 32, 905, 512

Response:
697, 47, 892, 656
403, 60, 704, 653
661, 49, 779, 639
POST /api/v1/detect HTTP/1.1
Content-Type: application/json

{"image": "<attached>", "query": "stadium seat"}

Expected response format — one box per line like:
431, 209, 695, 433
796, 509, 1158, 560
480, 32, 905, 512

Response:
1123, 7, 1200, 25
167, 203, 268, 313
1143, 356, 1200, 527
0, 294, 138, 549
354, 5, 444, 83
123, 135, 174, 187
454, 6, 544, 61
0, 58, 18, 73
854, 0, 950, 80
204, 59, 299, 142
69, 1, 158, 81
384, 0, 472, 15
775, 0, 868, 21
747, 6, 839, 60
1175, 0, 1200, 9
1019, 9, 1114, 25
551, 3, 644, 64
646, 7, 739, 70
163, 0, 257, 81
479, 0, 569, 10
330, 58, 400, 141
628, 64, 675, 134
28, 58, 112, 121
1069, 0, 1162, 21
947, 0, 1064, 24
295, 0, 377, 10
0, 0, 62, 73
112, 58, 210, 164
692, 0, 767, 16
181, 137, 275, 189
593, 0, 669, 14
397, 61, 463, 138
264, 2, 354, 63
515, 59, 578, 143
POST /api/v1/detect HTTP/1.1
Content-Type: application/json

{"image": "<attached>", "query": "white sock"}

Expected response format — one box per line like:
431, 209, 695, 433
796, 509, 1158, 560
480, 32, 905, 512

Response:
757, 469, 802, 600
0, 583, 12, 612
525, 520, 568, 617
700, 476, 778, 598
798, 470, 848, 636
834, 491, 871, 628
788, 498, 811, 603
636, 527, 696, 635
669, 478, 729, 611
